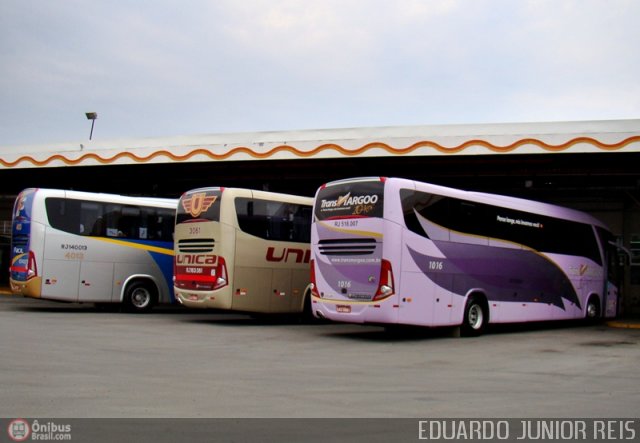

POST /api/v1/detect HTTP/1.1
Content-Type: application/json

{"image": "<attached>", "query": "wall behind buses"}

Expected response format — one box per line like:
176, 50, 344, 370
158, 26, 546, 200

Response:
10, 188, 176, 309
174, 187, 313, 313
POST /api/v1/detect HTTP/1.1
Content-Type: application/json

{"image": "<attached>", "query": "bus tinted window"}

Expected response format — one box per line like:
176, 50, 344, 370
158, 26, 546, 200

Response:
235, 198, 311, 242
46, 197, 174, 242
401, 189, 602, 264
46, 198, 83, 234
176, 189, 222, 224
148, 208, 175, 241
314, 180, 384, 221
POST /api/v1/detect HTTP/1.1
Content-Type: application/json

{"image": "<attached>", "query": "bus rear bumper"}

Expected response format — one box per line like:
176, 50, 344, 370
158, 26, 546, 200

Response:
313, 298, 396, 324
9, 277, 42, 298
174, 289, 231, 310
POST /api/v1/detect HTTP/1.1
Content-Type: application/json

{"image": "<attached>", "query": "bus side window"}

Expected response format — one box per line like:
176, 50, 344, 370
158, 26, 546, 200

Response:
90, 216, 106, 236
267, 202, 293, 241
235, 198, 264, 239
46, 198, 82, 235
118, 206, 141, 239
104, 204, 123, 237
81, 201, 104, 236
151, 208, 174, 241
291, 205, 312, 243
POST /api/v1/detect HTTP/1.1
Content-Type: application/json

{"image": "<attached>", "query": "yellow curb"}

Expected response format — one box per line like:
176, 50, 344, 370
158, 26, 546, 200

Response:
606, 320, 640, 329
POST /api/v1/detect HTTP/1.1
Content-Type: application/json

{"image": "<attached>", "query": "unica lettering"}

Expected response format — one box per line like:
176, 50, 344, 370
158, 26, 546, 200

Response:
176, 254, 218, 265
266, 247, 311, 264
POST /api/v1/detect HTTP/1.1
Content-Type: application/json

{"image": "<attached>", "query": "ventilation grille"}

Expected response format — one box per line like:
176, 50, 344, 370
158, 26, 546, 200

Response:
178, 238, 215, 253
318, 238, 377, 256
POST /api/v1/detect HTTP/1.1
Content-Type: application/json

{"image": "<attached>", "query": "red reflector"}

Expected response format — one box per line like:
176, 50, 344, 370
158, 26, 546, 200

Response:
309, 259, 320, 297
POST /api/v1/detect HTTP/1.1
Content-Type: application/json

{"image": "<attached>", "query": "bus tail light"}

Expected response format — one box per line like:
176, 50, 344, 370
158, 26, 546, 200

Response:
172, 260, 177, 284
27, 251, 38, 280
174, 255, 228, 291
212, 256, 228, 290
373, 259, 394, 301
9, 251, 37, 280
309, 259, 320, 297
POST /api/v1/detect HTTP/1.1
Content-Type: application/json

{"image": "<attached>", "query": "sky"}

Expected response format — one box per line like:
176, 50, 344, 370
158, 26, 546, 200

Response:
1, 0, 639, 146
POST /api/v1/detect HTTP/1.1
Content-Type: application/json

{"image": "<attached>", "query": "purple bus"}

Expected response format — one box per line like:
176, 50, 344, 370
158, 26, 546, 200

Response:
310, 177, 623, 335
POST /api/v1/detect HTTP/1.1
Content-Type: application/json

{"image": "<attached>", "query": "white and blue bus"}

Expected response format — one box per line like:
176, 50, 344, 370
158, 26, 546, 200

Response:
9, 188, 177, 311
311, 177, 625, 335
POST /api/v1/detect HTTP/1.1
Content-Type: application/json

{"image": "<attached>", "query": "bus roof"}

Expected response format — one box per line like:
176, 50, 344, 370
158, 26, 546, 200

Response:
23, 188, 177, 208
181, 187, 313, 205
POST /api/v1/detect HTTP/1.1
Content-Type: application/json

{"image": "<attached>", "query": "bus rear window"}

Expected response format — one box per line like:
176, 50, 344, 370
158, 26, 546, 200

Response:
314, 180, 385, 221
176, 189, 222, 224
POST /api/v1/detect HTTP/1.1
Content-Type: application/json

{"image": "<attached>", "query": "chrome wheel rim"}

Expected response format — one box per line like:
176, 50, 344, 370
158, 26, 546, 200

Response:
468, 304, 484, 330
587, 302, 598, 318
131, 288, 151, 309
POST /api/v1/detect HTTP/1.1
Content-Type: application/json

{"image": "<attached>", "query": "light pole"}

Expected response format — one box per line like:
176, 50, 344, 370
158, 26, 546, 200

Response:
85, 112, 97, 140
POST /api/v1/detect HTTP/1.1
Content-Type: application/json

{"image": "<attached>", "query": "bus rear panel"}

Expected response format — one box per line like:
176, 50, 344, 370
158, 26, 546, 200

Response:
311, 178, 402, 324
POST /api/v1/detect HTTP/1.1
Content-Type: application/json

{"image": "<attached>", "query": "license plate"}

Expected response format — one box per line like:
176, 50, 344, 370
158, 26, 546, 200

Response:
336, 305, 351, 313
188, 294, 198, 301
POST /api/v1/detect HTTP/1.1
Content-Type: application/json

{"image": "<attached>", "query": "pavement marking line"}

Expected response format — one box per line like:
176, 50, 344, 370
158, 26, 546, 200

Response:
606, 320, 640, 329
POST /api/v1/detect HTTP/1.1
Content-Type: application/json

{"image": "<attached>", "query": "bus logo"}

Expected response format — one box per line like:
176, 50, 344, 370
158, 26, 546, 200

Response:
337, 193, 351, 206
320, 193, 379, 208
7, 419, 31, 442
182, 193, 217, 218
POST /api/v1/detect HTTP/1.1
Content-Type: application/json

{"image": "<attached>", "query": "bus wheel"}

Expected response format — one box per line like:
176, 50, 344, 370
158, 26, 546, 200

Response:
124, 281, 157, 312
461, 296, 488, 336
301, 291, 314, 323
585, 296, 600, 323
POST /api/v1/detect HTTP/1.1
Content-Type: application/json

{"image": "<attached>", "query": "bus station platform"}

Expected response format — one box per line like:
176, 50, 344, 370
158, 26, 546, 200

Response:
606, 318, 640, 329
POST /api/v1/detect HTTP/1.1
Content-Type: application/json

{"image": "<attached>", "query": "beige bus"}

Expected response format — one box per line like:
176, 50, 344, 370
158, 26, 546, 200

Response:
173, 187, 313, 314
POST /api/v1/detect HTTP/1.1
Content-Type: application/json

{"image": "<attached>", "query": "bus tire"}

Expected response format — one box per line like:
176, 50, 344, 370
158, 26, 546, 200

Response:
585, 296, 601, 323
123, 280, 157, 312
461, 295, 488, 337
301, 291, 315, 323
